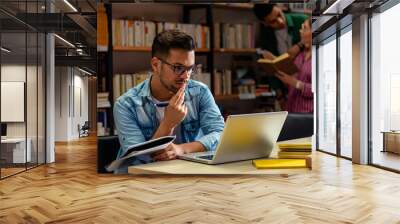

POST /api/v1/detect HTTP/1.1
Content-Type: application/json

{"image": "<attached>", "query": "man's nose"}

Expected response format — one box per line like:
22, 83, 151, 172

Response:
180, 70, 191, 79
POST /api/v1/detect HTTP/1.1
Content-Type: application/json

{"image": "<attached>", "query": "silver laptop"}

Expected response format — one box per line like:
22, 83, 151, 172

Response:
178, 111, 288, 164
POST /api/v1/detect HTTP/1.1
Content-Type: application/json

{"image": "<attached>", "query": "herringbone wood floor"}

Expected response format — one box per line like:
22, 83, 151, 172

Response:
1, 135, 400, 224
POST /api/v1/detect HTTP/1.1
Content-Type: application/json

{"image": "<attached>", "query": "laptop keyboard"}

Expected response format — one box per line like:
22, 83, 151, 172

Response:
198, 155, 214, 160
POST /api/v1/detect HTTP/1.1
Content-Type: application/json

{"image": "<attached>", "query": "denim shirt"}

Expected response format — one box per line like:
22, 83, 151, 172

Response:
113, 76, 225, 173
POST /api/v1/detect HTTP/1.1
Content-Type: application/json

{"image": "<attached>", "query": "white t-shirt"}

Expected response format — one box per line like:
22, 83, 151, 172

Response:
151, 96, 182, 144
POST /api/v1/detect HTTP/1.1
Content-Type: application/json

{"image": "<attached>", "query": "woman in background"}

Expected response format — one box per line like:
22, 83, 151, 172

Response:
276, 19, 313, 113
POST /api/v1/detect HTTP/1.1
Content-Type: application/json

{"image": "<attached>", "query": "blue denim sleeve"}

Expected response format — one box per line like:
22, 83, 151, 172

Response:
113, 98, 146, 155
196, 86, 225, 151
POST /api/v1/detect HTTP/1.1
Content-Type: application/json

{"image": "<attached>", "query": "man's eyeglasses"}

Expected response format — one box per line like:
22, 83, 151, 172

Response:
158, 57, 197, 75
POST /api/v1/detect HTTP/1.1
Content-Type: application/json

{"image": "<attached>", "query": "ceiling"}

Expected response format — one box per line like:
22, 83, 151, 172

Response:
0, 0, 96, 72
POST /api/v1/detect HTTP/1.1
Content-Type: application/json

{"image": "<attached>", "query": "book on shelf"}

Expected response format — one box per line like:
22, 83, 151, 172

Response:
112, 19, 210, 49
214, 23, 255, 49
97, 4, 108, 52
237, 78, 256, 98
213, 69, 232, 96
105, 135, 175, 172
191, 72, 211, 90
214, 3, 253, 8
97, 92, 111, 108
257, 53, 299, 75
113, 72, 150, 102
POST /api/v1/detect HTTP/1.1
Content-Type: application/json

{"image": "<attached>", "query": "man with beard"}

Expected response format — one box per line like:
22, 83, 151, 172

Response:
113, 30, 225, 173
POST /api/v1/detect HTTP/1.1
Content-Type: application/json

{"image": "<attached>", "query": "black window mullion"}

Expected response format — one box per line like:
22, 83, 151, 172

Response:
336, 27, 341, 157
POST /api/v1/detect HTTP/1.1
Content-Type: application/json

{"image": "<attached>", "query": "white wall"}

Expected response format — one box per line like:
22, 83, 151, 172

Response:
55, 67, 89, 141
1, 64, 46, 164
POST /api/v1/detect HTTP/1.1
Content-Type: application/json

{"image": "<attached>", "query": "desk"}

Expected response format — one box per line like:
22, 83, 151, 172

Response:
1, 138, 31, 163
128, 137, 311, 175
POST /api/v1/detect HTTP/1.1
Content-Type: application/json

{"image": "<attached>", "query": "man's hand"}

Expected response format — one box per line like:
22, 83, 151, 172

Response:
161, 87, 188, 130
275, 70, 299, 88
153, 143, 185, 161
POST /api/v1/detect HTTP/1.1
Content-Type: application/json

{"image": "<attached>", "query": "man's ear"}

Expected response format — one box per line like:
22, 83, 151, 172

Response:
151, 57, 160, 74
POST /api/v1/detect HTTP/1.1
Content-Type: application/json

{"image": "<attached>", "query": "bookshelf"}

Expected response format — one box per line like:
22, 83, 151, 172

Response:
97, 3, 277, 136
214, 48, 257, 53
113, 46, 211, 53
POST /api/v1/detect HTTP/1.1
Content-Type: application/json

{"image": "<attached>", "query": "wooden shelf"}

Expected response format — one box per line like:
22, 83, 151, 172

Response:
215, 93, 261, 101
214, 48, 257, 53
215, 94, 239, 101
113, 47, 256, 54
213, 3, 253, 10
113, 46, 151, 52
214, 92, 275, 101
113, 46, 210, 53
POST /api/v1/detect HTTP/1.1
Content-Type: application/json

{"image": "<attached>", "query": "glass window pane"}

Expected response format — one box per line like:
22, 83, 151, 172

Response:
1, 31, 27, 177
317, 36, 337, 154
371, 3, 400, 171
340, 28, 352, 158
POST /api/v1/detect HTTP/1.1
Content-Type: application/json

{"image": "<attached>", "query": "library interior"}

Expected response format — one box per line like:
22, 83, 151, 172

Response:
1, 0, 400, 223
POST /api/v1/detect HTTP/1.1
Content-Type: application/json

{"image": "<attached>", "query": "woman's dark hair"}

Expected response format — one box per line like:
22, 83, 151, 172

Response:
151, 29, 195, 59
253, 4, 275, 21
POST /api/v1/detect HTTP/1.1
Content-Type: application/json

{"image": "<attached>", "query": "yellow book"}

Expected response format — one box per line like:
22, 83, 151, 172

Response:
278, 155, 311, 159
278, 143, 312, 149
252, 158, 312, 169
278, 151, 311, 156
257, 53, 299, 75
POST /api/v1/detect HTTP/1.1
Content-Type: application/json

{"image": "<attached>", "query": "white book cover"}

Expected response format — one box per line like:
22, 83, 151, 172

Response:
164, 22, 176, 30
105, 136, 175, 172
134, 20, 144, 47
120, 20, 126, 47
145, 21, 156, 47
128, 20, 134, 47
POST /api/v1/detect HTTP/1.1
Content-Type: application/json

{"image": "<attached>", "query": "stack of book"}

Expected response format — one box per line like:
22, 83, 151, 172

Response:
97, 92, 111, 108
214, 23, 255, 49
213, 69, 232, 96
277, 143, 312, 159
113, 72, 150, 102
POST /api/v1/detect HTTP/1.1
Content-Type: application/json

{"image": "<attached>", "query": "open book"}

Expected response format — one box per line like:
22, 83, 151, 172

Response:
106, 136, 175, 172
257, 53, 299, 75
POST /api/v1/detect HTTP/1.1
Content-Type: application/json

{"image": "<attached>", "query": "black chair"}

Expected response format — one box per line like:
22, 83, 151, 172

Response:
97, 135, 120, 173
278, 113, 314, 141
78, 121, 90, 138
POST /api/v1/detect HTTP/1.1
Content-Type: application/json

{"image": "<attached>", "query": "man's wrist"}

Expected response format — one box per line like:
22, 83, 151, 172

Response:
160, 121, 175, 132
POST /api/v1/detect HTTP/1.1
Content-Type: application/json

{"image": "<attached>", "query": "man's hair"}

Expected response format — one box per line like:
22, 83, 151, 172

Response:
151, 29, 195, 59
253, 4, 275, 21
